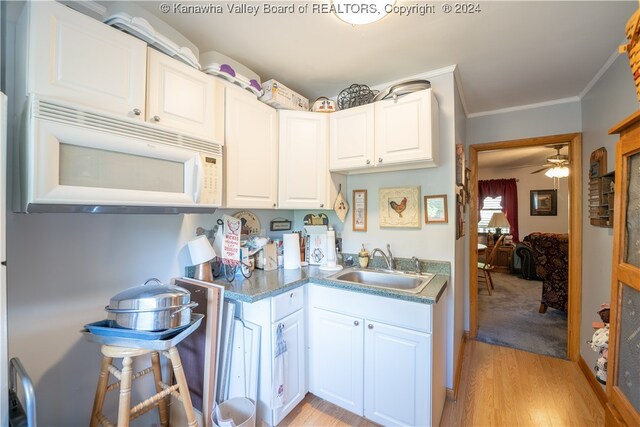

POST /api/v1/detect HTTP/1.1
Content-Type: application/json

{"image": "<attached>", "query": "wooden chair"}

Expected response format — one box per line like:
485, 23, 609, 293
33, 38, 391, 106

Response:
478, 235, 504, 295
90, 345, 197, 427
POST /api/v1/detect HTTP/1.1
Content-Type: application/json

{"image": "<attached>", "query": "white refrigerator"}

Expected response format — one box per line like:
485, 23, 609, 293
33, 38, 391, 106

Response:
1, 91, 8, 426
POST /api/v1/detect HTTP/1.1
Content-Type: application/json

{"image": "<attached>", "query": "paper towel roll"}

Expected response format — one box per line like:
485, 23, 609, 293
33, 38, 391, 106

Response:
326, 227, 336, 267
283, 233, 301, 270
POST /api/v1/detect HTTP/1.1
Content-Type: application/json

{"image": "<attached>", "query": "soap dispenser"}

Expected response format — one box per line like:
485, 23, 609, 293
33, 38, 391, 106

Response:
358, 244, 369, 268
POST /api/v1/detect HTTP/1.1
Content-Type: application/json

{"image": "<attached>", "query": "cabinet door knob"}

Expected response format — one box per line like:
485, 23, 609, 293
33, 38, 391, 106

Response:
272, 203, 277, 208
354, 320, 359, 326
290, 293, 294, 298
366, 160, 371, 165
320, 204, 324, 208
153, 115, 161, 122
378, 157, 383, 163
133, 108, 141, 116
368, 324, 373, 329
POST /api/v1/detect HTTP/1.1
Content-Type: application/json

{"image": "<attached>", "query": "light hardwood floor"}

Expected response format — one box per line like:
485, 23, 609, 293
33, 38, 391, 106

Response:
281, 340, 604, 426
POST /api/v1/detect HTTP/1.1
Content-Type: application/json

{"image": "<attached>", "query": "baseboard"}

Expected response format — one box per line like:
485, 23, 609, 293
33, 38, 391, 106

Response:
578, 355, 607, 407
447, 331, 469, 401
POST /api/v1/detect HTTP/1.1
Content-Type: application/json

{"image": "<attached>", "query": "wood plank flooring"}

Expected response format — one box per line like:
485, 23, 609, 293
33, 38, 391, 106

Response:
281, 340, 604, 426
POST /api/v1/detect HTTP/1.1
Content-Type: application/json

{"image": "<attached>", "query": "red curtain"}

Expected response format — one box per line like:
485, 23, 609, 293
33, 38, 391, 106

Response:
478, 178, 519, 242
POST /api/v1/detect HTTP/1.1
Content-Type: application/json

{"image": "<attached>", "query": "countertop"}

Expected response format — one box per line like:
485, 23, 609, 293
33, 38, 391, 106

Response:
185, 263, 449, 305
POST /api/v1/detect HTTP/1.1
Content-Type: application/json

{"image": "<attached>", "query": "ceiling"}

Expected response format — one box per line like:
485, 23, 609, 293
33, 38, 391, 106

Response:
119, 0, 639, 115
478, 144, 569, 170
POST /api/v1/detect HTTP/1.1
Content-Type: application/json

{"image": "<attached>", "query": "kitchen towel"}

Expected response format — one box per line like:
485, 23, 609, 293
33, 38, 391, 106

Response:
272, 322, 288, 409
283, 233, 301, 270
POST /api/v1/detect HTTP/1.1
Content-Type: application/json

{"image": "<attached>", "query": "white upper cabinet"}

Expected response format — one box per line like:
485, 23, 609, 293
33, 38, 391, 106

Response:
28, 1, 147, 119
329, 104, 375, 171
329, 89, 439, 174
146, 48, 224, 142
278, 111, 331, 209
375, 89, 439, 167
225, 85, 278, 209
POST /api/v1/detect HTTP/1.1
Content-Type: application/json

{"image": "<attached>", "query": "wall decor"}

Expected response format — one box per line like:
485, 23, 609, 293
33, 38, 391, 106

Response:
303, 213, 329, 226
456, 192, 465, 239
530, 189, 558, 216
270, 217, 292, 231
425, 194, 448, 223
589, 147, 607, 179
352, 189, 367, 232
379, 186, 421, 228
456, 144, 466, 186
464, 167, 471, 205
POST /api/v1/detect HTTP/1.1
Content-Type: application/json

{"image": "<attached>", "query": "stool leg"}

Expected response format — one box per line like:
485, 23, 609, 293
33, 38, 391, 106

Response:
117, 356, 133, 427
168, 347, 197, 427
151, 351, 169, 427
90, 355, 113, 427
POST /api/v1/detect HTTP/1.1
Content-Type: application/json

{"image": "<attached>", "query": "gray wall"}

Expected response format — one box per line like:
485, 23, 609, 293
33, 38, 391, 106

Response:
580, 55, 637, 383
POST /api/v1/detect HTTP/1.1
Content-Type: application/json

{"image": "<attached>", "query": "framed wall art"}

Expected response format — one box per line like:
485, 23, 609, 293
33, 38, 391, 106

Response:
379, 186, 421, 228
530, 189, 558, 216
352, 189, 367, 231
456, 144, 466, 186
425, 194, 448, 223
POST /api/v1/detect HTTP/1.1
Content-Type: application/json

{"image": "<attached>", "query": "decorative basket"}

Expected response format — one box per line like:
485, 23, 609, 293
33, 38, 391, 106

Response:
337, 84, 378, 110
620, 7, 640, 101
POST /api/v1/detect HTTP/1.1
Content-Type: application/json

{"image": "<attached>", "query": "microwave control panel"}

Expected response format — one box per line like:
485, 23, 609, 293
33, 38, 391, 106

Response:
200, 154, 221, 206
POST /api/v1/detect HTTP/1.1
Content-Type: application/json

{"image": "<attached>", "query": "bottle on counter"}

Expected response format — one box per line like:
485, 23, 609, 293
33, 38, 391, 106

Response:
358, 244, 369, 268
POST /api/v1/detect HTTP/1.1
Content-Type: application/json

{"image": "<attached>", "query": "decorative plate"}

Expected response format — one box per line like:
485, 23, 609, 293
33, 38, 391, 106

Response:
232, 211, 261, 236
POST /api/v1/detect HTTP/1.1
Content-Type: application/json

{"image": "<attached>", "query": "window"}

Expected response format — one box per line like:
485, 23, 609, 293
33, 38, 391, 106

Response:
478, 196, 510, 233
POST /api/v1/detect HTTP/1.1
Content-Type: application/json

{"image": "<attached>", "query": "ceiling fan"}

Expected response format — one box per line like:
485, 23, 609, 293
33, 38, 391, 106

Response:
530, 144, 569, 176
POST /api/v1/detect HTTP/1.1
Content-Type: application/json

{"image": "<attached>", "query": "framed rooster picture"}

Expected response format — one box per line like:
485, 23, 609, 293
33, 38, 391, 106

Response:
379, 186, 421, 228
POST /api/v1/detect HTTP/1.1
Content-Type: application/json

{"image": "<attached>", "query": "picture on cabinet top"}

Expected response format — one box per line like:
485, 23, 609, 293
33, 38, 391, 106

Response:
379, 186, 421, 228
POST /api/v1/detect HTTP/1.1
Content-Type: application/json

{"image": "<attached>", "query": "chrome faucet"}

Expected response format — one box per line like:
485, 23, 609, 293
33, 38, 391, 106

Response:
387, 244, 395, 270
412, 256, 421, 274
369, 248, 392, 270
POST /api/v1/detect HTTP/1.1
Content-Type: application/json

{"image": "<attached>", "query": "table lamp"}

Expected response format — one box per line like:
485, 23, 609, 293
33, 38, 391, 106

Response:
488, 212, 511, 238
188, 235, 216, 282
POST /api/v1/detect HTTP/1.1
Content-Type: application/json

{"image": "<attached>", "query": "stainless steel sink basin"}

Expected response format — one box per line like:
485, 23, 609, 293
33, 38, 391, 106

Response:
329, 268, 434, 294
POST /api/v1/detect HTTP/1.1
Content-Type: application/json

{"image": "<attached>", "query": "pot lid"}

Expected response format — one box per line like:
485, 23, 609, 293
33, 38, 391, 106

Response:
374, 79, 431, 102
108, 278, 191, 311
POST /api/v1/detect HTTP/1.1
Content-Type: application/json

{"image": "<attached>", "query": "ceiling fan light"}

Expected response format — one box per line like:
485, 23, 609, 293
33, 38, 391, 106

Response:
545, 166, 569, 178
333, 0, 395, 25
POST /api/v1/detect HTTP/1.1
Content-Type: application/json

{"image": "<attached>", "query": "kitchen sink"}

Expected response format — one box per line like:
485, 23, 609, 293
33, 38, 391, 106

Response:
329, 268, 435, 294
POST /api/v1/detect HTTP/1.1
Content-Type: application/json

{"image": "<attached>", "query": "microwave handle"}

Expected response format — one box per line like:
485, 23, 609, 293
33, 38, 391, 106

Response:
193, 155, 204, 203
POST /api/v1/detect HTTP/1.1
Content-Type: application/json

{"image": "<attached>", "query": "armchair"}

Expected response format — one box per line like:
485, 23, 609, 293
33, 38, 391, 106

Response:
527, 232, 569, 313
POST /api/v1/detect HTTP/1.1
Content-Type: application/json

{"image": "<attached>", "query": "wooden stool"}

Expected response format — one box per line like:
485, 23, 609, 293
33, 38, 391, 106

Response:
90, 345, 197, 427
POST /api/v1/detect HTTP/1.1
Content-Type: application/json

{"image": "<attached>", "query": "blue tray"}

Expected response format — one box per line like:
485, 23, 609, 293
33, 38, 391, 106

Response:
85, 316, 193, 340
82, 314, 204, 350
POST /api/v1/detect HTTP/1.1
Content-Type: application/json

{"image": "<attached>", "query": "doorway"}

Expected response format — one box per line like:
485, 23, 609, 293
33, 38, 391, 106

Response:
469, 133, 582, 361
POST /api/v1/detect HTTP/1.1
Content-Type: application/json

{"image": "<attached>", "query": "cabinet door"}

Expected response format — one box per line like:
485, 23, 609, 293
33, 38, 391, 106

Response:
272, 310, 306, 425
329, 104, 375, 171
309, 308, 364, 415
278, 111, 328, 209
364, 321, 431, 426
374, 89, 438, 166
146, 48, 223, 142
29, 1, 146, 118
225, 86, 278, 208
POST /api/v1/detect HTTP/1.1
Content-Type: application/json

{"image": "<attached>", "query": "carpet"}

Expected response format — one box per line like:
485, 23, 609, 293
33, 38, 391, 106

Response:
477, 272, 567, 359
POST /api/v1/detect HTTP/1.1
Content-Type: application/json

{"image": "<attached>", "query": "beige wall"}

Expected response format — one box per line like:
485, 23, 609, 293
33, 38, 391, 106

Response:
478, 165, 569, 239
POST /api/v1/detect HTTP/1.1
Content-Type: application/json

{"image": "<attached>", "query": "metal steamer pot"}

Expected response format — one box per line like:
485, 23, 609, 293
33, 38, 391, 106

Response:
105, 278, 197, 331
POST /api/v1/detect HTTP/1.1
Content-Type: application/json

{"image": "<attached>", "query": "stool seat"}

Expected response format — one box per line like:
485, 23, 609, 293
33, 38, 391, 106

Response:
90, 344, 196, 427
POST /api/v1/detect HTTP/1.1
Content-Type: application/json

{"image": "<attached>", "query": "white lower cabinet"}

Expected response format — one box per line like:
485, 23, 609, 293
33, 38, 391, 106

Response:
309, 308, 364, 414
308, 283, 446, 427
240, 287, 306, 426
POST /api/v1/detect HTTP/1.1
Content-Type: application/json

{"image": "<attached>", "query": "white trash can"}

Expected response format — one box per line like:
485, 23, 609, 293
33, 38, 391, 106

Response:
212, 397, 256, 427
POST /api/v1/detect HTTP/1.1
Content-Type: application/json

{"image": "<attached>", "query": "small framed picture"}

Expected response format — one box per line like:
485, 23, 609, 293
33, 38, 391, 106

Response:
379, 186, 421, 228
530, 189, 557, 216
425, 194, 448, 223
352, 189, 367, 232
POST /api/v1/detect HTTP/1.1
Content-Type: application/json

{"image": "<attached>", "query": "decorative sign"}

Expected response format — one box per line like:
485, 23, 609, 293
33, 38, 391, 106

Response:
221, 214, 241, 266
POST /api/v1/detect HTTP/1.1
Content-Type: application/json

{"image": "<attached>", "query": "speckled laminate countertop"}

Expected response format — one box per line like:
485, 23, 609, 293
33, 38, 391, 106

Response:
185, 262, 449, 304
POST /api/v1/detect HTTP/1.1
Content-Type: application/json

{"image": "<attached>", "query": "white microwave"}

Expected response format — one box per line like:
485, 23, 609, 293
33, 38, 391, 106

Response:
16, 97, 222, 213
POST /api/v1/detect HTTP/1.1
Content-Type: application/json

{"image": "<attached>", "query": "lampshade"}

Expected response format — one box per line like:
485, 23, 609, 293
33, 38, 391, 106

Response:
188, 235, 216, 266
545, 165, 569, 178
333, 0, 395, 25
488, 212, 511, 229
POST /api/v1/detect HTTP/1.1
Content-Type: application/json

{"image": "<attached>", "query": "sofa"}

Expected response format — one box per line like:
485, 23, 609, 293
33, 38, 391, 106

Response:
526, 232, 569, 313
514, 242, 540, 280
